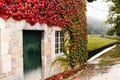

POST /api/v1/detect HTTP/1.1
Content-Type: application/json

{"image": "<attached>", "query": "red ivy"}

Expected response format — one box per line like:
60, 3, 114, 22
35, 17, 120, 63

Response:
0, 0, 85, 27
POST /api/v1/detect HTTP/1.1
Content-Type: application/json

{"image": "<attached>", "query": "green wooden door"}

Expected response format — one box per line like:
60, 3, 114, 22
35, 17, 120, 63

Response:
23, 30, 42, 73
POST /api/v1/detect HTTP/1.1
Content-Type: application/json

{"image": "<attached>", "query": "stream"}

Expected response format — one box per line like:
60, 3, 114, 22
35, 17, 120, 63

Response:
88, 45, 116, 62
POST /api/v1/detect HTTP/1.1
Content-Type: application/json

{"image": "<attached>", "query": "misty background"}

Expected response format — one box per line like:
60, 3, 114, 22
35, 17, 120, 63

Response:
86, 0, 112, 35
87, 15, 111, 34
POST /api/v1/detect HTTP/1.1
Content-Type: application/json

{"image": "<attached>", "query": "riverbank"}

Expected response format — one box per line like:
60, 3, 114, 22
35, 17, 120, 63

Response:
87, 35, 117, 59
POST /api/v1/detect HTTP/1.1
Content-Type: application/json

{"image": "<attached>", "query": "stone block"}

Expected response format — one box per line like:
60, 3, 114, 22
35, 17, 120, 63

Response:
0, 55, 11, 74
1, 29, 10, 41
0, 18, 5, 29
0, 41, 9, 56
12, 47, 21, 55
16, 20, 26, 29
5, 18, 16, 29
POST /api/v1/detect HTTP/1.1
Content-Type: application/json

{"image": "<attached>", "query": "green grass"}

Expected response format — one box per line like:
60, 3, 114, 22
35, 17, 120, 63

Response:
99, 60, 114, 66
98, 45, 120, 66
87, 35, 117, 51
100, 45, 120, 58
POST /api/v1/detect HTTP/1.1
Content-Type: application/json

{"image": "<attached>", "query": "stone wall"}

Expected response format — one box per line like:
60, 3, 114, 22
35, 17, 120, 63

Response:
0, 18, 63, 80
0, 18, 23, 80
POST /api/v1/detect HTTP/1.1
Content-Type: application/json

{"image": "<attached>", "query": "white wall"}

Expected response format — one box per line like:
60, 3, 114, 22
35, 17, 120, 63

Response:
0, 17, 62, 80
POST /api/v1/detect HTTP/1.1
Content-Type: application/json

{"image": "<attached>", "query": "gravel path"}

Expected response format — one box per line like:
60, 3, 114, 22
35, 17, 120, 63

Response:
90, 64, 120, 80
69, 63, 120, 80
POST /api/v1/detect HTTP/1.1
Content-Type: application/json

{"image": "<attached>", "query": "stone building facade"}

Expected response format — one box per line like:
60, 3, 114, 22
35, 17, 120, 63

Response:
0, 18, 64, 80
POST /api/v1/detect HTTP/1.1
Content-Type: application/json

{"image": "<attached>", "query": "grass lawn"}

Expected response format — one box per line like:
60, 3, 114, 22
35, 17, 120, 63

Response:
87, 35, 117, 51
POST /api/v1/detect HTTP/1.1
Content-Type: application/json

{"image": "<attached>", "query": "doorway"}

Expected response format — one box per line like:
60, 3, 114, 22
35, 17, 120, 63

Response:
23, 30, 42, 80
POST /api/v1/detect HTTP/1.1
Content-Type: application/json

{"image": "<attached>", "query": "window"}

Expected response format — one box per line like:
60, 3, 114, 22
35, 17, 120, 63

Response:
55, 31, 64, 54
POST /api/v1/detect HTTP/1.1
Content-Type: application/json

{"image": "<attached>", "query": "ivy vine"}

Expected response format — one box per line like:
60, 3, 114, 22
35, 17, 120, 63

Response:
53, 0, 87, 69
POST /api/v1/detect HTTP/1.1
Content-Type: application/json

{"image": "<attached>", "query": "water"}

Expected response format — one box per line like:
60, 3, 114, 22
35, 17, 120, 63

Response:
88, 45, 116, 62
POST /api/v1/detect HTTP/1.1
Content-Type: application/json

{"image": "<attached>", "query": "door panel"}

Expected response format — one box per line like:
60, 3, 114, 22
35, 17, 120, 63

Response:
23, 30, 41, 73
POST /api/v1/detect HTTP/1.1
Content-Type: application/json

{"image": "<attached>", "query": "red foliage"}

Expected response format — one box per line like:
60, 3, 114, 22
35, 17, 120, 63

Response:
45, 67, 85, 80
0, 0, 63, 27
0, 0, 85, 27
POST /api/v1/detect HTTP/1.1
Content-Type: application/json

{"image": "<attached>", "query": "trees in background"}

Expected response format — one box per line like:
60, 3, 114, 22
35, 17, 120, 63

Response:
107, 27, 115, 36
106, 0, 120, 36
